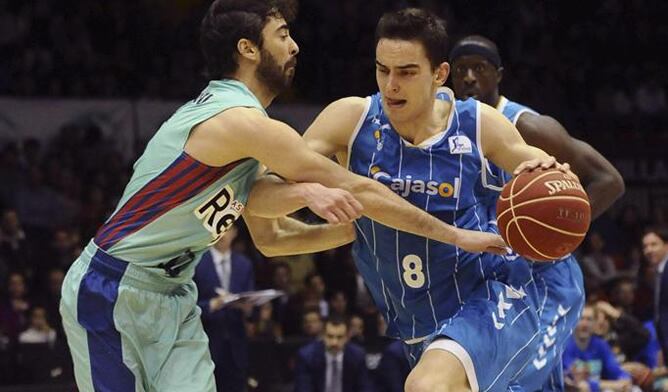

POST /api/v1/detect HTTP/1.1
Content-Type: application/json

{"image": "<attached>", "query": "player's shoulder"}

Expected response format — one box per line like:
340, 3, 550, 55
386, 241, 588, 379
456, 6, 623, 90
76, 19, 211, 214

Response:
309, 96, 370, 138
202, 106, 270, 135
516, 111, 561, 129
478, 100, 512, 125
324, 96, 369, 119
515, 111, 570, 142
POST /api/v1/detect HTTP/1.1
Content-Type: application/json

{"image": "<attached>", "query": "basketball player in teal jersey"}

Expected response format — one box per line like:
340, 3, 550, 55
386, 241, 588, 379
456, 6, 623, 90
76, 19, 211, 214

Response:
295, 8, 580, 392
58, 1, 510, 391
449, 35, 625, 391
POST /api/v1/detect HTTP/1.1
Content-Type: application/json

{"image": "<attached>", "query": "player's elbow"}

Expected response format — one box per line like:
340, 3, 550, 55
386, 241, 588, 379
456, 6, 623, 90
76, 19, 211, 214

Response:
256, 244, 282, 258
248, 227, 279, 257
252, 233, 281, 257
610, 171, 625, 199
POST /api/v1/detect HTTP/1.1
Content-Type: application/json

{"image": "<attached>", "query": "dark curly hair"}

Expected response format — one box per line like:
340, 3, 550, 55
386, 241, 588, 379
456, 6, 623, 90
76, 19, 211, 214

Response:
200, 0, 298, 79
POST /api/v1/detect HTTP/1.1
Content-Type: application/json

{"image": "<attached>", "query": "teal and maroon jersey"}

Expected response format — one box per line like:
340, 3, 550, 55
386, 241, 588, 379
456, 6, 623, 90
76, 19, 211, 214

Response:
93, 79, 263, 283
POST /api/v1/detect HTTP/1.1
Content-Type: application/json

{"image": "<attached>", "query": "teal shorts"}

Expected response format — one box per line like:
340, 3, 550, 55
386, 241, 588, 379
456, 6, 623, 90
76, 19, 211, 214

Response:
59, 243, 216, 392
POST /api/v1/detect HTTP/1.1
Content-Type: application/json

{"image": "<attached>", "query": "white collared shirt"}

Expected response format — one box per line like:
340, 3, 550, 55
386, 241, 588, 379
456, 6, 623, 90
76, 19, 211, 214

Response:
210, 247, 231, 292
658, 254, 668, 274
325, 350, 343, 392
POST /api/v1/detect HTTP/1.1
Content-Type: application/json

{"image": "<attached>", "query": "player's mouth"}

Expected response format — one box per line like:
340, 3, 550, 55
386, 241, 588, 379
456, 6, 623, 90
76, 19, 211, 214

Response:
462, 91, 479, 99
386, 97, 407, 109
285, 59, 297, 73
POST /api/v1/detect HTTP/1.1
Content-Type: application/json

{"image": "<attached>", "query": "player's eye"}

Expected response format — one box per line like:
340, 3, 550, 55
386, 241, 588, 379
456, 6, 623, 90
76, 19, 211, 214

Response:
475, 64, 486, 72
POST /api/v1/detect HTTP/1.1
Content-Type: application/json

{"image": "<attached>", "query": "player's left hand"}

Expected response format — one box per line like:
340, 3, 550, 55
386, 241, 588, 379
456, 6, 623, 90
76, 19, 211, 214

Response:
513, 156, 578, 181
302, 183, 364, 224
454, 229, 508, 255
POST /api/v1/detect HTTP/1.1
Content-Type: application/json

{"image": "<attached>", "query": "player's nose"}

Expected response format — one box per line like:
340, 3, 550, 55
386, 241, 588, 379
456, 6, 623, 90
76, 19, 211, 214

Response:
386, 74, 400, 92
289, 37, 299, 56
463, 68, 476, 84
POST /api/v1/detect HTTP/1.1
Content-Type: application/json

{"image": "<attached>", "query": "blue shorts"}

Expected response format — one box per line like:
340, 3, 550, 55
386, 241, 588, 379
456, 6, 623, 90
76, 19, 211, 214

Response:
404, 258, 543, 392
515, 256, 585, 392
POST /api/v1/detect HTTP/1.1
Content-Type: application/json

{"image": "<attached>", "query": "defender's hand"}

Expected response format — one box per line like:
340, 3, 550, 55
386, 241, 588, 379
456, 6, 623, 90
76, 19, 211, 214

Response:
454, 229, 507, 255
303, 183, 363, 224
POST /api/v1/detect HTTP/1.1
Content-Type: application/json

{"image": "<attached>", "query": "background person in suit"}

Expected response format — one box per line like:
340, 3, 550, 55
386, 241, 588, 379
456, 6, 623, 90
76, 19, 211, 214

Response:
194, 224, 254, 392
376, 340, 410, 392
643, 227, 668, 364
294, 316, 373, 392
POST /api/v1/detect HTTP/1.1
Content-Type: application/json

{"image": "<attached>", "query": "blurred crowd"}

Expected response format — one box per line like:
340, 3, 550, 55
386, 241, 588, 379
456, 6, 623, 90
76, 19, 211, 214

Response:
1, 0, 667, 132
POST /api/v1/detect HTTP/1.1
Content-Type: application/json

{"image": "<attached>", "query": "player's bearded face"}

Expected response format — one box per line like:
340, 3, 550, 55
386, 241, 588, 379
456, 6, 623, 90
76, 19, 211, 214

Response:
256, 47, 297, 95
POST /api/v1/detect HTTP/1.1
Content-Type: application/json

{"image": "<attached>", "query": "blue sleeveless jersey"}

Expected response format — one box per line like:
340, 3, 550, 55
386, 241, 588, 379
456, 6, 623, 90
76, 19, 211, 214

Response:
348, 92, 505, 340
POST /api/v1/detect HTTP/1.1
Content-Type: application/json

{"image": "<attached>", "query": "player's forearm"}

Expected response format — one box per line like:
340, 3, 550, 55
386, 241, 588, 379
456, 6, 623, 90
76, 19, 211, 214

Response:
582, 172, 625, 219
272, 218, 356, 256
246, 175, 311, 218
247, 215, 355, 257
347, 178, 460, 245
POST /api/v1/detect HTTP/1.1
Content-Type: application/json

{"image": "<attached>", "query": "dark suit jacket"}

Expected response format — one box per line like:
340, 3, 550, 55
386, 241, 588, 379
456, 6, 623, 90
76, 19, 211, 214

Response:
376, 340, 410, 392
194, 250, 254, 369
294, 340, 374, 392
656, 261, 668, 364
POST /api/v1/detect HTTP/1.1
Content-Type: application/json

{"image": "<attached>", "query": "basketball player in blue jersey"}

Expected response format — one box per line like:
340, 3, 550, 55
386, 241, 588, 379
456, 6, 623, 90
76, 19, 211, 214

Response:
300, 8, 580, 392
58, 1, 511, 391
449, 35, 625, 391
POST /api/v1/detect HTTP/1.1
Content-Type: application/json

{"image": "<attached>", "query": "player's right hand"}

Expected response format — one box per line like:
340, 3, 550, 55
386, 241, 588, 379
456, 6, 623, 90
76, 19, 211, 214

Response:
454, 229, 507, 255
303, 183, 364, 224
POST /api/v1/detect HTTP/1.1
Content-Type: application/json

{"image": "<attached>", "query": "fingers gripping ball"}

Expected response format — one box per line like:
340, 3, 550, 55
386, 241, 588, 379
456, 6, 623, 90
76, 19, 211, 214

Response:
496, 168, 591, 261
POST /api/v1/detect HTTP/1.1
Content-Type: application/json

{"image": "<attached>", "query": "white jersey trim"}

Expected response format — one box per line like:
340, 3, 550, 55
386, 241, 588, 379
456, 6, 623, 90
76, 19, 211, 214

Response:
346, 96, 372, 169
476, 101, 504, 192
511, 109, 536, 126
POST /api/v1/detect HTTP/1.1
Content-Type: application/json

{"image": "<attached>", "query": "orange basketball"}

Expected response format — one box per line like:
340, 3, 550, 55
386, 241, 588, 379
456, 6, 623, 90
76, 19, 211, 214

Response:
496, 168, 591, 261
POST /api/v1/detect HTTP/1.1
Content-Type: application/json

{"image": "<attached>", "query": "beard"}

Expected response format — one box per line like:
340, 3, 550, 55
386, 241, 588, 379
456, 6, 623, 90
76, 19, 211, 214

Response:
256, 48, 296, 96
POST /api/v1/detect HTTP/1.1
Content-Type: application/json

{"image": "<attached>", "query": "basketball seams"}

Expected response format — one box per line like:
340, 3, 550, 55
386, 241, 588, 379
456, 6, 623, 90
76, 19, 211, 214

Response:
496, 195, 590, 222
508, 216, 588, 237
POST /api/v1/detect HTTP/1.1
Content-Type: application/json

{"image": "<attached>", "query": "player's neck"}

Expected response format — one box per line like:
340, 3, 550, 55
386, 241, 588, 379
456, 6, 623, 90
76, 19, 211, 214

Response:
487, 91, 501, 109
228, 71, 278, 108
391, 98, 450, 146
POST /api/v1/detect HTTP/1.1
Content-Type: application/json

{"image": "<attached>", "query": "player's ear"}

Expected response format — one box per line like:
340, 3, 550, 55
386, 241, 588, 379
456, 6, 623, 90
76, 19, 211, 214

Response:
435, 62, 450, 86
237, 38, 260, 62
496, 66, 504, 84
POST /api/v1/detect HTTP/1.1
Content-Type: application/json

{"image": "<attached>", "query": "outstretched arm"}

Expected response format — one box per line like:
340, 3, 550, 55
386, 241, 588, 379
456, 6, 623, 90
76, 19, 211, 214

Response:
515, 113, 624, 219
245, 169, 363, 224
185, 103, 505, 253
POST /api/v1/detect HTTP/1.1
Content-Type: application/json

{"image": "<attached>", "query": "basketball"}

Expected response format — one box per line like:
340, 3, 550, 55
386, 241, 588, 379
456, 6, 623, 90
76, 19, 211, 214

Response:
496, 168, 591, 261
